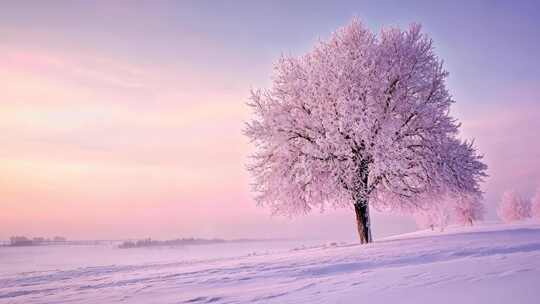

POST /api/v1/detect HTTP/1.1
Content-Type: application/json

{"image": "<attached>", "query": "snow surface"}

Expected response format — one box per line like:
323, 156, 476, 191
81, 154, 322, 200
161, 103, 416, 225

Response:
1, 223, 539, 303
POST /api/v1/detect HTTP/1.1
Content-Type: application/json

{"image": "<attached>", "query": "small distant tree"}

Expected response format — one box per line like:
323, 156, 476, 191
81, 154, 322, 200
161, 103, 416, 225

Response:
497, 190, 530, 223
414, 192, 484, 231
414, 211, 436, 231
531, 188, 540, 219
245, 19, 487, 244
414, 202, 450, 231
453, 193, 485, 225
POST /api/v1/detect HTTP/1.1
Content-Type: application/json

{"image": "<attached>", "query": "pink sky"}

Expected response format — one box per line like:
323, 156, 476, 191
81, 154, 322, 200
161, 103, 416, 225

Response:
0, 45, 257, 240
1, 2, 539, 241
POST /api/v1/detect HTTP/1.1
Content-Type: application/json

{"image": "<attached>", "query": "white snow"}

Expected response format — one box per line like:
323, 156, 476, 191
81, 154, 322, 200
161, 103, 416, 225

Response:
1, 223, 539, 303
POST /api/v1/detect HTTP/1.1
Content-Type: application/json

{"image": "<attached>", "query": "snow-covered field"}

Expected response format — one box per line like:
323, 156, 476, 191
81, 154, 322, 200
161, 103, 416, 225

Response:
1, 223, 539, 303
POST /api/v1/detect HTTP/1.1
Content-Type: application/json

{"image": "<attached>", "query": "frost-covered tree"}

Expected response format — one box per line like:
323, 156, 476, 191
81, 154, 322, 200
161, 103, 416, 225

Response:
453, 193, 485, 226
530, 188, 540, 219
413, 211, 437, 231
414, 192, 484, 231
414, 201, 450, 231
497, 190, 530, 223
245, 19, 487, 244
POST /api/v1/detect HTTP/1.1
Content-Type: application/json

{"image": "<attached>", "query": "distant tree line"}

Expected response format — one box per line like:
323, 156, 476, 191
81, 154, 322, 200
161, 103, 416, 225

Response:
8, 236, 67, 246
118, 237, 267, 249
118, 238, 227, 249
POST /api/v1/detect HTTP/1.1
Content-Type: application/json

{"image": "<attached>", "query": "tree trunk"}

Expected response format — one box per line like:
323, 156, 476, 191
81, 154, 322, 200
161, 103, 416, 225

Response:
354, 200, 372, 244
354, 158, 372, 244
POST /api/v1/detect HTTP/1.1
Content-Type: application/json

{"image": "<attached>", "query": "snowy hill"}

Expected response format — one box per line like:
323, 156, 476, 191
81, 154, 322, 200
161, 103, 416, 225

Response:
1, 223, 539, 303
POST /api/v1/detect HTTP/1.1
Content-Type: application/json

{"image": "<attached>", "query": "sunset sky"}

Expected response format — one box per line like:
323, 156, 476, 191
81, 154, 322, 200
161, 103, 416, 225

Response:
1, 1, 539, 241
